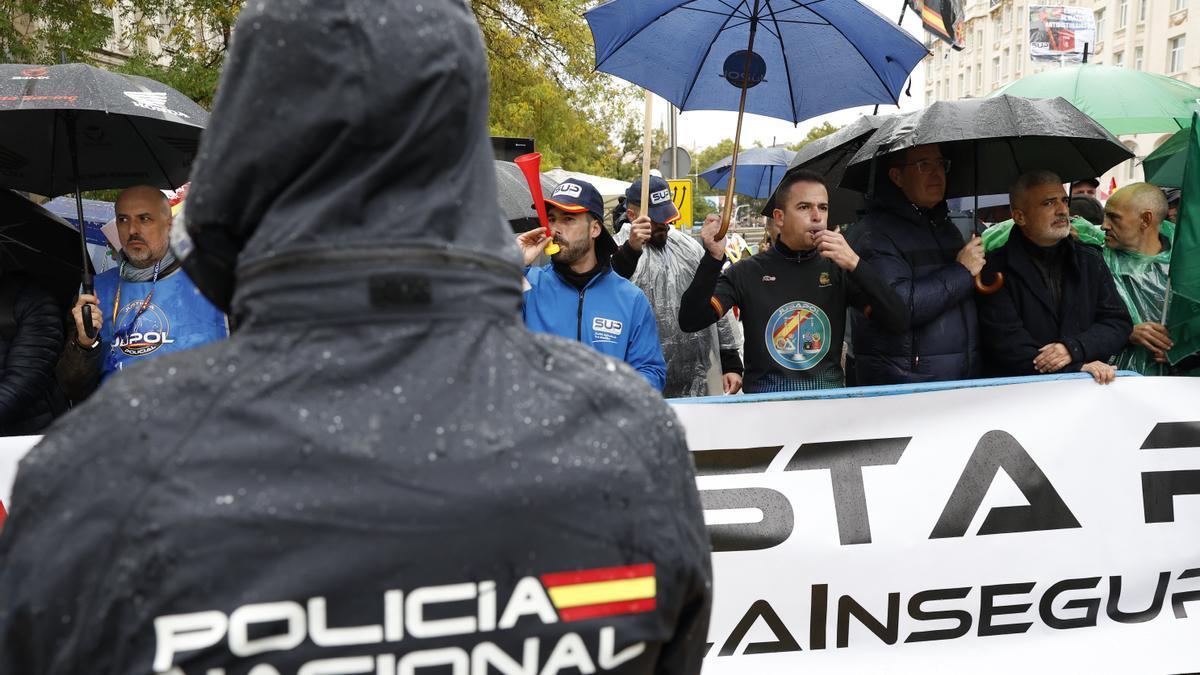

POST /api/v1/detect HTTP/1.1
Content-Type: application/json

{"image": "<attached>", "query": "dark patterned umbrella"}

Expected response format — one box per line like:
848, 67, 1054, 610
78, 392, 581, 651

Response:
0, 62, 208, 336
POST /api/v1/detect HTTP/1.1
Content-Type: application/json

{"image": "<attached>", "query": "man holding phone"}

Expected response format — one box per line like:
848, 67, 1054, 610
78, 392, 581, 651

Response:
678, 169, 909, 393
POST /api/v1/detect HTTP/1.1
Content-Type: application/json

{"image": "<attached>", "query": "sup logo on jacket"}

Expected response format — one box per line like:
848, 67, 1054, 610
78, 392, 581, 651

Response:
592, 317, 624, 343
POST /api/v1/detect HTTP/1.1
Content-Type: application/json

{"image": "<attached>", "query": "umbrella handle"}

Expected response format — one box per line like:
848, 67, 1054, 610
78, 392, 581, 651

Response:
974, 271, 1004, 295
82, 305, 96, 339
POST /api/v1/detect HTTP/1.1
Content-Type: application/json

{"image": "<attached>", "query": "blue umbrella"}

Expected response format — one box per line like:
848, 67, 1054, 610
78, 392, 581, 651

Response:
586, 0, 927, 236
699, 146, 795, 199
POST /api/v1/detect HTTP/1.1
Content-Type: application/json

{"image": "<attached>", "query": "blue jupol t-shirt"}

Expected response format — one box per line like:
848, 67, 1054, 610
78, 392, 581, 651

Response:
95, 265, 228, 378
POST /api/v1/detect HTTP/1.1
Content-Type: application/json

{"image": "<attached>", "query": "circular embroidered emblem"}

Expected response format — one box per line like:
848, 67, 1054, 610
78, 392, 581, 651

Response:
764, 301, 831, 371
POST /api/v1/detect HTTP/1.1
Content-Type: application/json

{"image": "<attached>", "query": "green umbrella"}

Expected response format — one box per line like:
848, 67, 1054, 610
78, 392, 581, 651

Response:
1142, 126, 1190, 188
990, 65, 1200, 136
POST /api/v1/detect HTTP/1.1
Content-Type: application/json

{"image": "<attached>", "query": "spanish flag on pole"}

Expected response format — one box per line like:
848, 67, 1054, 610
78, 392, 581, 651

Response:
541, 564, 657, 622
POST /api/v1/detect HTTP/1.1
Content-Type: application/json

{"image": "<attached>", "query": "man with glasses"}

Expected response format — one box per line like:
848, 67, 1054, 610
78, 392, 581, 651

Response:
850, 144, 986, 385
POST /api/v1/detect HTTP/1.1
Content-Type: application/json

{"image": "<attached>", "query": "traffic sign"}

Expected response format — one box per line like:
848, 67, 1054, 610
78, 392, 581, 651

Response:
669, 179, 693, 229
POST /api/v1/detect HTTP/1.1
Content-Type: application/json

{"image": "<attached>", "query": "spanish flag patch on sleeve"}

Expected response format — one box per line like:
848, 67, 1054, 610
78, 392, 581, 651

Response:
540, 563, 657, 622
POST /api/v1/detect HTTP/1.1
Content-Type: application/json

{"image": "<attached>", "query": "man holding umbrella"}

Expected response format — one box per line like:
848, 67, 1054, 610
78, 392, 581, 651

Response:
850, 143, 986, 385
679, 170, 909, 393
61, 185, 227, 398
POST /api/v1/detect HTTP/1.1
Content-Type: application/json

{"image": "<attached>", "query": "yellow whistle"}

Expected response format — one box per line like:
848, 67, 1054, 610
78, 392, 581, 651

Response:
545, 241, 561, 255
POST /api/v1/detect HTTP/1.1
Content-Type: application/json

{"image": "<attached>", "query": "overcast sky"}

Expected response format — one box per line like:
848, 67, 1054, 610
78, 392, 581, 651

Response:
651, 0, 929, 154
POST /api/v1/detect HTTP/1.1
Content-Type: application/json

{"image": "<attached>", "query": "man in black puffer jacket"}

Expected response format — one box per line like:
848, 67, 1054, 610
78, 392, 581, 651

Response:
0, 269, 64, 436
0, 2, 712, 674
851, 144, 986, 385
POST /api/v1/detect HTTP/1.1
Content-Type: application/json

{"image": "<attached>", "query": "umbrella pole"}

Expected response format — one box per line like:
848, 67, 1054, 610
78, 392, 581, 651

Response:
717, 1, 761, 240
65, 111, 96, 339
640, 90, 653, 216
972, 139, 1004, 294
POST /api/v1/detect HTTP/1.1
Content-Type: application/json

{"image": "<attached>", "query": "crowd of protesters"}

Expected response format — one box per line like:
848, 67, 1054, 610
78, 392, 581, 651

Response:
0, 143, 1191, 437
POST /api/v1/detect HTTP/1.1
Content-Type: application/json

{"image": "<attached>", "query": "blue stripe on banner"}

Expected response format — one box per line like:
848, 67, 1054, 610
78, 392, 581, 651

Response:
678, 372, 1143, 405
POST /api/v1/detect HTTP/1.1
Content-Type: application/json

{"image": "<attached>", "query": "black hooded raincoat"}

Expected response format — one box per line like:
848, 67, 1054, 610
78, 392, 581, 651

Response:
0, 3, 712, 673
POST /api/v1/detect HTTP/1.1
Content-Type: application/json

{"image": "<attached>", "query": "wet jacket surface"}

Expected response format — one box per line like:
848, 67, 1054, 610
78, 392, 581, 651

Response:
978, 228, 1132, 376
851, 181, 980, 385
0, 3, 712, 674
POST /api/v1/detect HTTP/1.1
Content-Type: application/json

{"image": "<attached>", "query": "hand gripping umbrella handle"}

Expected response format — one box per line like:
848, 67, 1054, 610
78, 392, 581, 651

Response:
514, 153, 559, 255
974, 271, 1004, 295
81, 280, 97, 339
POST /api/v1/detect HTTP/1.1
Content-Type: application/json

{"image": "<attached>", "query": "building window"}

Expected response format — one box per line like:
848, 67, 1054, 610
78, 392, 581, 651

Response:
975, 65, 982, 92
1138, 0, 1148, 22
1117, 0, 1128, 28
1113, 51, 1124, 67
965, 67, 972, 94
1170, 36, 1186, 72
1134, 46, 1144, 70
992, 15, 1001, 41
1096, 9, 1106, 41
1003, 6, 1012, 32
1172, 0, 1187, 12
1003, 48, 1011, 78
993, 56, 1000, 83
976, 29, 983, 48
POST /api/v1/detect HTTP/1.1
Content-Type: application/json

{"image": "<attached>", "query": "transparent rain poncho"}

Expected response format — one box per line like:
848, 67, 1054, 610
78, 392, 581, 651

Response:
614, 224, 741, 397
1103, 221, 1175, 375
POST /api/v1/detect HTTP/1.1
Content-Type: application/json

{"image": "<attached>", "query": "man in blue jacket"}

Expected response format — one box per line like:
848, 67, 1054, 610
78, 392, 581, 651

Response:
517, 178, 666, 390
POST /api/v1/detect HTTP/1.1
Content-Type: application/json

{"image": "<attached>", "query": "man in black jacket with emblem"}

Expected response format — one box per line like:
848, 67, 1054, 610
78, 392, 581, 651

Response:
679, 170, 909, 393
978, 170, 1132, 384
850, 143, 986, 385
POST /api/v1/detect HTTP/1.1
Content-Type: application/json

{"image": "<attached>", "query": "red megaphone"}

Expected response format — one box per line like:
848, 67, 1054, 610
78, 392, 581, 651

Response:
514, 152, 559, 255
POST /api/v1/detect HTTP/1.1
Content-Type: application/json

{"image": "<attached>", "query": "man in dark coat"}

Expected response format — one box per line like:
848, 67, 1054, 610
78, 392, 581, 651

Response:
0, 269, 65, 436
0, 2, 712, 674
978, 170, 1132, 384
851, 143, 986, 385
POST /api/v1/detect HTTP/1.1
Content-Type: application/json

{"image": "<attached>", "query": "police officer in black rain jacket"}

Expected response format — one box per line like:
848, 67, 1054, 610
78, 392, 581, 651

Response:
0, 2, 712, 673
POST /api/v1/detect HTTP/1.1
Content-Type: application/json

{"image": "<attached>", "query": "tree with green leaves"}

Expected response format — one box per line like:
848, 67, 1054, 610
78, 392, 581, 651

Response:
2, 1, 635, 174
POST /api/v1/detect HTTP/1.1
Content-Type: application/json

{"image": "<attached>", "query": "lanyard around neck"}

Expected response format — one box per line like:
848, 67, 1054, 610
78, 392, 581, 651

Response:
111, 259, 162, 340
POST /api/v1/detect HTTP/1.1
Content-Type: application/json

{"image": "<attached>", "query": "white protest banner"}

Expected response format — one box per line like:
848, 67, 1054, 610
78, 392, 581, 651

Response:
674, 375, 1200, 674
0, 435, 39, 515
1029, 5, 1097, 63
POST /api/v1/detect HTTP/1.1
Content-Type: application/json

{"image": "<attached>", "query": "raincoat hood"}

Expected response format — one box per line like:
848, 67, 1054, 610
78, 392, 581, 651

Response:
178, 0, 521, 321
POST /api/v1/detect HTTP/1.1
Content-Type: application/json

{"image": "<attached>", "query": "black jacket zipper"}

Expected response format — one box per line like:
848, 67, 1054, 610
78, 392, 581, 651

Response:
576, 288, 586, 341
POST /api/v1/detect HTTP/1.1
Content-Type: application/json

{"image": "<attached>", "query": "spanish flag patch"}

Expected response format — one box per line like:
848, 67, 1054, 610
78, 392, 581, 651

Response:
541, 564, 657, 622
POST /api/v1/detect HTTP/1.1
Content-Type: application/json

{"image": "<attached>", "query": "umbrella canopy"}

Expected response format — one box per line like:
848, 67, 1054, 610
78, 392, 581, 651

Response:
1142, 126, 1190, 189
699, 145, 795, 199
762, 115, 887, 224
990, 65, 1200, 136
585, 0, 927, 123
841, 96, 1133, 199
494, 159, 557, 231
0, 63, 208, 195
0, 190, 94, 308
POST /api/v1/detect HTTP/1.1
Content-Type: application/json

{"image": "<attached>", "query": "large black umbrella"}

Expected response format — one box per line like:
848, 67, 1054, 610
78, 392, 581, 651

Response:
0, 63, 208, 336
762, 115, 887, 225
841, 95, 1132, 293
494, 159, 556, 233
841, 95, 1132, 197
0, 190, 94, 310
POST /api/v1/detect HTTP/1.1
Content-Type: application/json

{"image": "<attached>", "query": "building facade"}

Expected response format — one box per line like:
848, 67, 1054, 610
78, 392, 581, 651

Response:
923, 0, 1197, 196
